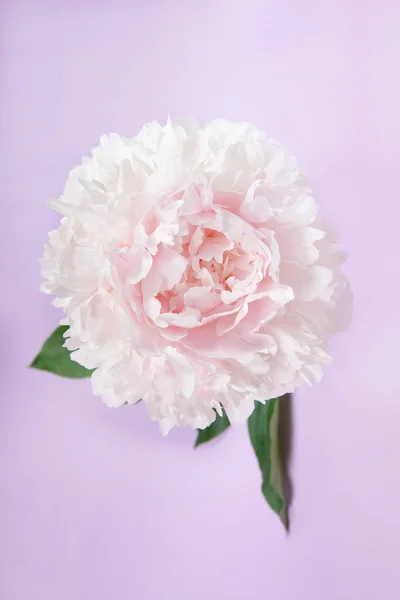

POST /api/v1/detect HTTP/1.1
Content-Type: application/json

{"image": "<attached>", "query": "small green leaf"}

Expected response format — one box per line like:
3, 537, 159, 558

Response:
195, 410, 230, 447
248, 398, 287, 528
30, 326, 94, 379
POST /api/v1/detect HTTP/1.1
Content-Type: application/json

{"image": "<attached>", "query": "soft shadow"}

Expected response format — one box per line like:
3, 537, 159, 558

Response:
279, 393, 294, 530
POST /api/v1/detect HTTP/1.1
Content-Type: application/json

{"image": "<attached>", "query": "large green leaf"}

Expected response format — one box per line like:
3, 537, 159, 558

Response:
248, 398, 287, 528
30, 326, 94, 379
195, 410, 230, 448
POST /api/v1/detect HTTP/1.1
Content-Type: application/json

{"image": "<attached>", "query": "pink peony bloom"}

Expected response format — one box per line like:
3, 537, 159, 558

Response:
41, 118, 352, 434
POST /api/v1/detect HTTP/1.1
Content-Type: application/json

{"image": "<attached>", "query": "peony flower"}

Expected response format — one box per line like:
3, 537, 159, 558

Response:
41, 118, 352, 434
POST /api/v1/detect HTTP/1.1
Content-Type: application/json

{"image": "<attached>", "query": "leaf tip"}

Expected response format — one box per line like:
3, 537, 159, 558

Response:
29, 357, 39, 370
280, 511, 289, 532
193, 434, 203, 449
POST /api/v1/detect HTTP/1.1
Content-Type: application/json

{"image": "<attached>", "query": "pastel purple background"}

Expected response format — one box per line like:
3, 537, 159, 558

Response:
2, 1, 400, 598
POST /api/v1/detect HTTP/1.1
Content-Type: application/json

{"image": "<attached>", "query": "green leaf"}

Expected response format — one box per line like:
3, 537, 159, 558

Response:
30, 326, 94, 379
248, 398, 287, 528
195, 410, 230, 447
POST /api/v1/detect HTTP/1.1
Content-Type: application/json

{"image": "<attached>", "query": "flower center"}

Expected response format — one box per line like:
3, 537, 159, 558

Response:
155, 233, 260, 318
